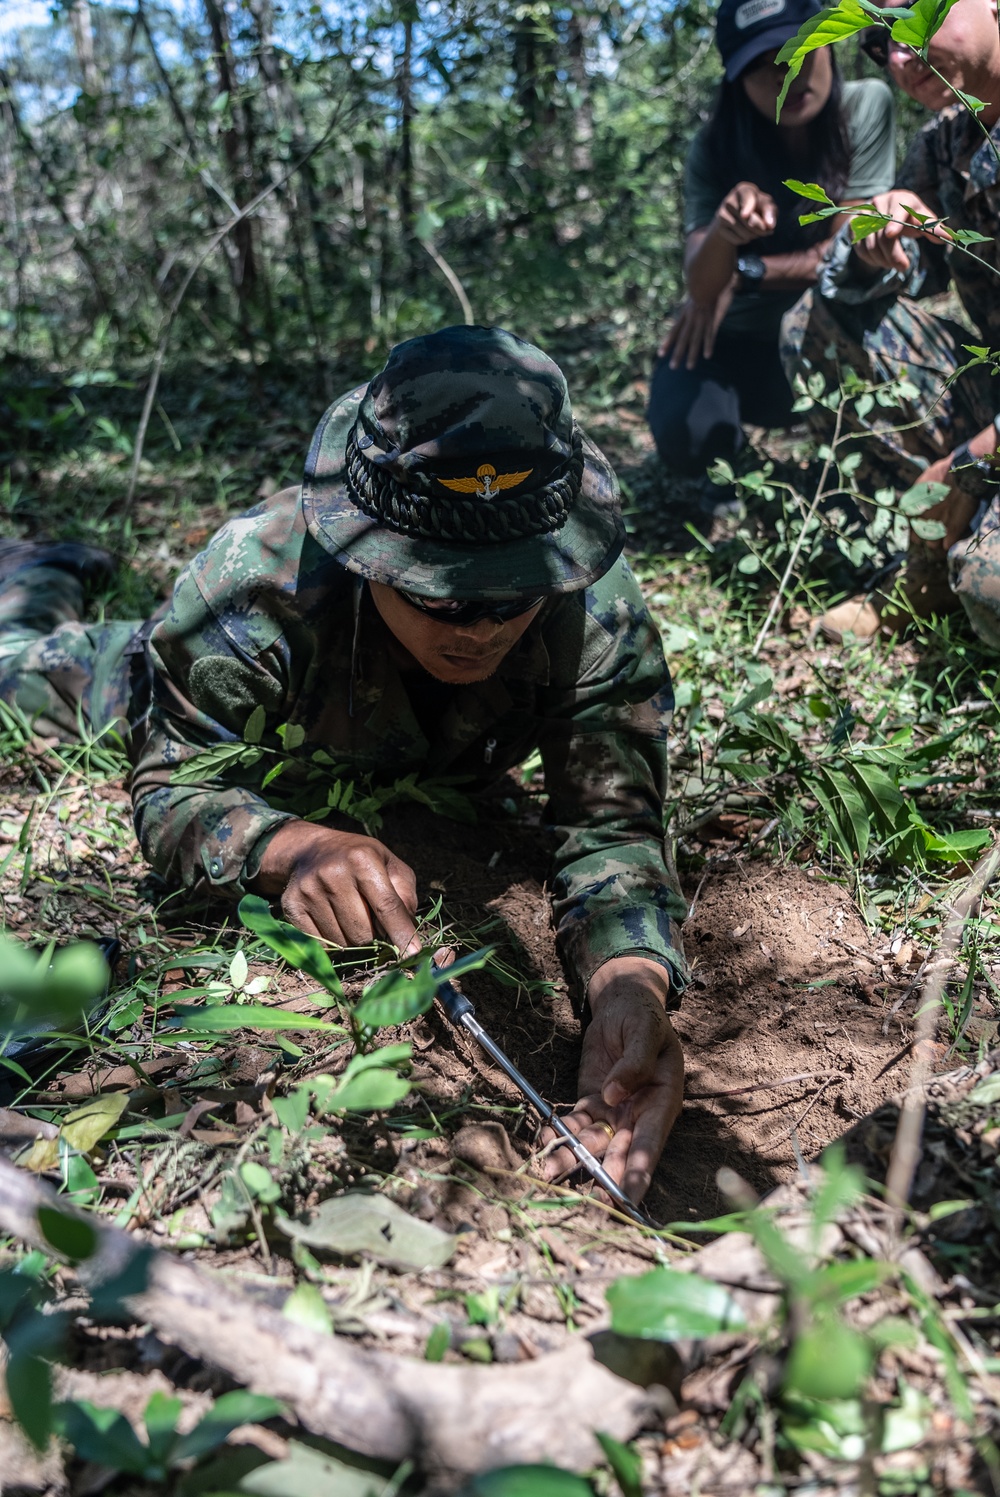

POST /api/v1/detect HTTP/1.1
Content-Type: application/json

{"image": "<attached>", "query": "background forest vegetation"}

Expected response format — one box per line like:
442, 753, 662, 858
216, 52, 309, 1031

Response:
0, 0, 898, 444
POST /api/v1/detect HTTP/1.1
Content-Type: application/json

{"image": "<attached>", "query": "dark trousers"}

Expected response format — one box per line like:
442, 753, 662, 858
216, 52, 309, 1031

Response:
647, 332, 796, 477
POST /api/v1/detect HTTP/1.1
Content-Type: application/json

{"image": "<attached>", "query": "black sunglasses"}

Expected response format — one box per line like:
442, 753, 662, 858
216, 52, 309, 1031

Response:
398, 590, 544, 626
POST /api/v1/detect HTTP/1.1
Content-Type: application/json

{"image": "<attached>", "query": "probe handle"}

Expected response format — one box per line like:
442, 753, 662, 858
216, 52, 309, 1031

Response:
434, 974, 476, 1026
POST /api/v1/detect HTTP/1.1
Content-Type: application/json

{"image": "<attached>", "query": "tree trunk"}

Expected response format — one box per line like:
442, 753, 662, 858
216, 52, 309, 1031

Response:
396, 2, 417, 288
201, 0, 258, 325
68, 0, 101, 97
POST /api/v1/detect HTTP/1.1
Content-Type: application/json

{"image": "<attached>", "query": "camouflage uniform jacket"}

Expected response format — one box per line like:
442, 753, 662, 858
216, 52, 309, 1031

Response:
895, 105, 1000, 343
130, 488, 687, 1004
820, 106, 1000, 344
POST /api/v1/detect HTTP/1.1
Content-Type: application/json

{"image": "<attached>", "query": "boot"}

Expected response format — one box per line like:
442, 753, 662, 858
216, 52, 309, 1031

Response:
816, 541, 958, 645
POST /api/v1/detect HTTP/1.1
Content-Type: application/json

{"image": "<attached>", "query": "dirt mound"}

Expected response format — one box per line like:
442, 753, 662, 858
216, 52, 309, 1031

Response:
661, 860, 906, 1221
374, 809, 910, 1224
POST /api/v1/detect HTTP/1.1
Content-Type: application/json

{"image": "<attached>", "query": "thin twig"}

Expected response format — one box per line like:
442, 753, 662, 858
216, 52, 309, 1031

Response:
686, 1069, 847, 1100
762, 1073, 847, 1148
420, 239, 474, 324
885, 840, 1000, 1222
751, 396, 846, 658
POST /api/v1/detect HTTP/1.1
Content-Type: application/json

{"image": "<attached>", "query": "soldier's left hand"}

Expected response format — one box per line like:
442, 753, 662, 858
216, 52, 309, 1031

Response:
917, 452, 979, 550
540, 955, 683, 1206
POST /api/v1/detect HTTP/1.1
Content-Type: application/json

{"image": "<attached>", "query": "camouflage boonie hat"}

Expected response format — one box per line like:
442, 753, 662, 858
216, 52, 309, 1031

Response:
301, 325, 624, 600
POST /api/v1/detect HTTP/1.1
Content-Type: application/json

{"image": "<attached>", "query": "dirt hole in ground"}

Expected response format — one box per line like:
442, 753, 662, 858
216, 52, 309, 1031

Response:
362, 809, 912, 1227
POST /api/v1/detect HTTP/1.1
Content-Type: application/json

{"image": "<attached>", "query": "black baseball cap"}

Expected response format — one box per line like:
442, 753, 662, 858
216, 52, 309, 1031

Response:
715, 0, 822, 80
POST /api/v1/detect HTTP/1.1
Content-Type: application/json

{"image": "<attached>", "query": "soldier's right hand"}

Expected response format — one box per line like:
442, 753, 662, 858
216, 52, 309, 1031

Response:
251, 820, 421, 954
713, 182, 777, 245
853, 190, 947, 275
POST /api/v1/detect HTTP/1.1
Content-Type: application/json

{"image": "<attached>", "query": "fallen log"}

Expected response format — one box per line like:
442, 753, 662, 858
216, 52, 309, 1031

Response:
0, 1157, 654, 1487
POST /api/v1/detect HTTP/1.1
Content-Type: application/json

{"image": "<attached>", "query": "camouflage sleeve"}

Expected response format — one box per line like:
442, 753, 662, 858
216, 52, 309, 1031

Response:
129, 563, 295, 895
538, 557, 688, 1009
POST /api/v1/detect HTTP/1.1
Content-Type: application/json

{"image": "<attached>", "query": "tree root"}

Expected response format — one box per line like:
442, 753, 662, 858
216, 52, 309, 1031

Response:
0, 1157, 655, 1486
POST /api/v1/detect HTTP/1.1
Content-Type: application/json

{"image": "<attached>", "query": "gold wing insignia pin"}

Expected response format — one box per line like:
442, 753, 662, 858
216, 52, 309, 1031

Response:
439, 463, 533, 499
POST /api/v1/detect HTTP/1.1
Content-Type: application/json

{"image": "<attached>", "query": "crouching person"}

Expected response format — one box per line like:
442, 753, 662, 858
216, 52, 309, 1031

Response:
780, 0, 1000, 645
0, 325, 688, 1206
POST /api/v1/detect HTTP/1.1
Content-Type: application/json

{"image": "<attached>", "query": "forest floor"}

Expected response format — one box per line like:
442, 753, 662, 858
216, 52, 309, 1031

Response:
2, 353, 1000, 1495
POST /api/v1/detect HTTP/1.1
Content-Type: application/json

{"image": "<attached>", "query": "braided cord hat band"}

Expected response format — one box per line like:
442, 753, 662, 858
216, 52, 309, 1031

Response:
344, 424, 585, 544
302, 385, 625, 603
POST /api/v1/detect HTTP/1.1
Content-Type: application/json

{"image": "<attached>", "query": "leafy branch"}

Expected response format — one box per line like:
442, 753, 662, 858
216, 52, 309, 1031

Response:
775, 0, 1000, 164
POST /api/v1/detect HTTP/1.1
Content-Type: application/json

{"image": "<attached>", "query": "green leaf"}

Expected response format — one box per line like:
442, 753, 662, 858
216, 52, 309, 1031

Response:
805, 1257, 891, 1306
173, 1391, 284, 1464
271, 1086, 311, 1133
352, 970, 436, 1030
951, 87, 988, 113
928, 1198, 975, 1221
607, 1265, 747, 1342
142, 1389, 182, 1463
168, 1003, 345, 1036
899, 479, 950, 515
774, 0, 872, 116
238, 1438, 399, 1497
457, 1467, 595, 1497
784, 1318, 873, 1400
814, 766, 871, 865
229, 950, 249, 990
238, 896, 344, 995
910, 518, 947, 540
849, 212, 891, 240
810, 1143, 866, 1239
921, 826, 992, 863
784, 178, 835, 204
425, 1321, 451, 1361
170, 742, 263, 784
889, 0, 961, 52
54, 1399, 152, 1476
736, 552, 761, 575
244, 705, 266, 744
7, 1351, 53, 1451
967, 1072, 1000, 1106
730, 674, 774, 717
276, 1192, 455, 1270
37, 1206, 97, 1264
325, 1068, 411, 1111
278, 722, 306, 750
61, 1091, 130, 1154
595, 1431, 643, 1497
281, 1281, 333, 1334
240, 1161, 282, 1204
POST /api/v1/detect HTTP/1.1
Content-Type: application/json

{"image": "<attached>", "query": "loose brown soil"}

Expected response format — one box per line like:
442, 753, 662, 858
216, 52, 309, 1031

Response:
365, 805, 913, 1226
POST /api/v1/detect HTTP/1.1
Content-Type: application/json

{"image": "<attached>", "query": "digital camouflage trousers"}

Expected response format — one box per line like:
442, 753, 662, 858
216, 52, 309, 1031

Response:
781, 289, 1000, 647
0, 566, 138, 740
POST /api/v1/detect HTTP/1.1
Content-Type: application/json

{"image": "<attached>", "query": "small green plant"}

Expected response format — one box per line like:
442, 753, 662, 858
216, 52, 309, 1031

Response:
52, 1387, 283, 1481
688, 675, 991, 876
172, 713, 476, 834
605, 1148, 956, 1474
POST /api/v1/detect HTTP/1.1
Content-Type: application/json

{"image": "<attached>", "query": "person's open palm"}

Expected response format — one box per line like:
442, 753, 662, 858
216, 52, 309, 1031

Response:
541, 960, 684, 1205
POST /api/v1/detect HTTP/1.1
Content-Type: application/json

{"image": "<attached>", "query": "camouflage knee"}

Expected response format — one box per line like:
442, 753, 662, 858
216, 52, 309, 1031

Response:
0, 620, 139, 742
950, 499, 1000, 650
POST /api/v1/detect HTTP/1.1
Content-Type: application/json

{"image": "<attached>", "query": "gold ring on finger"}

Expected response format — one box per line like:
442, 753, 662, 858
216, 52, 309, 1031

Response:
595, 1120, 615, 1142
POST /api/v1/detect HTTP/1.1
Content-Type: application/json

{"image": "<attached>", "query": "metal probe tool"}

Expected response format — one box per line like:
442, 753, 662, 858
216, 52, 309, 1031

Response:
433, 966, 656, 1229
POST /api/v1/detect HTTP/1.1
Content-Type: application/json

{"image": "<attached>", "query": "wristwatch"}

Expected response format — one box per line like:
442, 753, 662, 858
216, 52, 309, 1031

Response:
736, 253, 766, 292
950, 442, 992, 476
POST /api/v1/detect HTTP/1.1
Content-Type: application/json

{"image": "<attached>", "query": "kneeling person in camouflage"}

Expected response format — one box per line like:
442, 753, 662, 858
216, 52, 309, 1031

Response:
0, 325, 687, 1207
780, 0, 1000, 645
